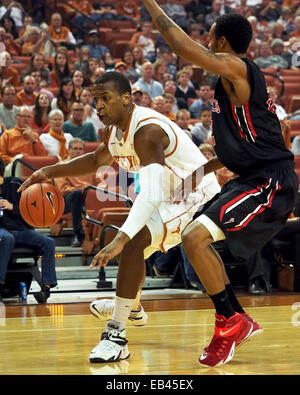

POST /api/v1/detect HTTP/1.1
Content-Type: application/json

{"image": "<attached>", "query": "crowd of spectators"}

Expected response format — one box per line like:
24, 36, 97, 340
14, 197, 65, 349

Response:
1, 0, 300, 296
1, 0, 300, 197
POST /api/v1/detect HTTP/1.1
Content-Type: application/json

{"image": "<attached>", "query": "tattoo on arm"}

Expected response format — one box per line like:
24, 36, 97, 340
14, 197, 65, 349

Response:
155, 15, 173, 32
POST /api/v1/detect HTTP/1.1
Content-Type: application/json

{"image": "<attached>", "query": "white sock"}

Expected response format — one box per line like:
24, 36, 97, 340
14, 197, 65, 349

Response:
132, 289, 142, 311
110, 296, 135, 328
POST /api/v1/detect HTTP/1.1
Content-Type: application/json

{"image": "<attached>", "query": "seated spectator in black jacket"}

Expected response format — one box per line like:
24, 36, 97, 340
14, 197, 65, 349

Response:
0, 158, 57, 304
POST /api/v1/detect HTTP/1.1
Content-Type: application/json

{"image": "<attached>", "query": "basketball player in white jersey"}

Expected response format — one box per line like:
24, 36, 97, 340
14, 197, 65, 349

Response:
18, 71, 223, 363
87, 72, 221, 363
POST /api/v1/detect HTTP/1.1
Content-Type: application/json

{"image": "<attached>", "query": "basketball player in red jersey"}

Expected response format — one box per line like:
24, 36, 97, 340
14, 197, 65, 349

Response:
140, 0, 298, 367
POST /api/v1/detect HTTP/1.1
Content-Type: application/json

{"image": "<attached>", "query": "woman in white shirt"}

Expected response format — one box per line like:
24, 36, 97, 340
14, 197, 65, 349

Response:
40, 109, 73, 159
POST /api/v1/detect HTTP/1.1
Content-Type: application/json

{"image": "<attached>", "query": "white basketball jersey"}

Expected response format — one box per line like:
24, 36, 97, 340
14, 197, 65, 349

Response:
107, 105, 219, 206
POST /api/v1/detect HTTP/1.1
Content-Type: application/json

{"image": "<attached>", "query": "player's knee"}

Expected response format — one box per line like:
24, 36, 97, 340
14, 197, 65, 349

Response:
182, 222, 212, 252
122, 227, 151, 256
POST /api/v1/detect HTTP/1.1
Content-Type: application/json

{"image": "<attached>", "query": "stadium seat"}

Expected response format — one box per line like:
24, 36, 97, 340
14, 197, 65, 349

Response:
281, 76, 300, 84
110, 40, 131, 59
290, 120, 300, 131
82, 183, 132, 252
280, 83, 300, 110
264, 75, 277, 87
93, 208, 130, 249
84, 142, 101, 153
11, 63, 27, 73
99, 20, 135, 29
282, 82, 300, 97
280, 69, 300, 77
289, 120, 300, 139
13, 155, 59, 179
289, 96, 300, 114
294, 155, 300, 170
84, 186, 128, 220
101, 30, 135, 46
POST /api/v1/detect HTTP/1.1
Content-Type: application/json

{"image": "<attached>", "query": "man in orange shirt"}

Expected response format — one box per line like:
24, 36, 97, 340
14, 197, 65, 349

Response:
64, 0, 94, 17
15, 76, 37, 108
0, 106, 48, 176
115, 0, 141, 21
0, 27, 22, 56
63, 0, 95, 41
0, 51, 20, 87
48, 12, 76, 50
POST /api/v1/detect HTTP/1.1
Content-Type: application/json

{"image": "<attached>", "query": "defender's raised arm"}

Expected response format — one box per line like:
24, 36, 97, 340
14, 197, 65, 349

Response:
142, 0, 248, 81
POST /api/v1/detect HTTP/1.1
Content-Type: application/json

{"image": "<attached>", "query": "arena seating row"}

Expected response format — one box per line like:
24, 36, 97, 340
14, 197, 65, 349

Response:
263, 68, 300, 113
294, 155, 300, 189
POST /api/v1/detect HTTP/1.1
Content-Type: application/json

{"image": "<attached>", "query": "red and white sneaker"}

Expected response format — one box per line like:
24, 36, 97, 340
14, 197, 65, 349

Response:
237, 313, 263, 346
199, 313, 253, 368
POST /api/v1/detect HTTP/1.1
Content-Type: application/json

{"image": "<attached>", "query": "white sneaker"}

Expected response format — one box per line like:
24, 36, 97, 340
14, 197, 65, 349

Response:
90, 299, 148, 326
89, 326, 130, 363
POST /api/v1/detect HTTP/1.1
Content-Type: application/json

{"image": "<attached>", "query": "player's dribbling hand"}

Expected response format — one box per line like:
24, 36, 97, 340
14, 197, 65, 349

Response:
89, 233, 130, 269
17, 169, 49, 193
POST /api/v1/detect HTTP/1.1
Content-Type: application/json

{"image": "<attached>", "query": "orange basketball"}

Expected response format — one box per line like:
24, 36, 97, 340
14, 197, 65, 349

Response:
19, 183, 65, 228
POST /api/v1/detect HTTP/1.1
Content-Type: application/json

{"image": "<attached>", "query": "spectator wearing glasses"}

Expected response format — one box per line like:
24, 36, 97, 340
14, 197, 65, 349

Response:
0, 106, 48, 176
62, 101, 98, 142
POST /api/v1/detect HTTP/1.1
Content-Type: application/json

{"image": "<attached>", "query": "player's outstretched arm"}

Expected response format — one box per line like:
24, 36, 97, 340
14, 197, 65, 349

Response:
18, 142, 113, 192
142, 0, 244, 79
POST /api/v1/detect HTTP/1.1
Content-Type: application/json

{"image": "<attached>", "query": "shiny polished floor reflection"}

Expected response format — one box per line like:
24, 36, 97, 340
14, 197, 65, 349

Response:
1, 293, 300, 375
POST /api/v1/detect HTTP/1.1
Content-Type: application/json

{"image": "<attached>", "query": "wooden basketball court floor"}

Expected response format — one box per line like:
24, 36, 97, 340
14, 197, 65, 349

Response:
1, 291, 300, 376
